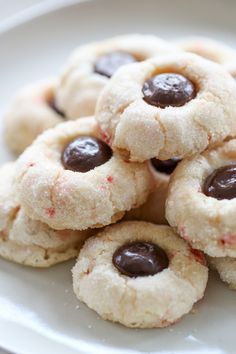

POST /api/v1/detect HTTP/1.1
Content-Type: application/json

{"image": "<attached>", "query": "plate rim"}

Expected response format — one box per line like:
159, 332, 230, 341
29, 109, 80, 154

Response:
0, 0, 89, 34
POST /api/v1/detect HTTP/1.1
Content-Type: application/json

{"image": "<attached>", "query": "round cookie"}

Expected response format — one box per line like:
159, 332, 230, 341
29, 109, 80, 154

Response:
55, 34, 175, 119
2, 208, 91, 267
72, 221, 208, 328
15, 117, 154, 230
4, 79, 65, 155
96, 52, 236, 162
166, 138, 236, 257
174, 36, 236, 65
208, 256, 236, 290
0, 162, 91, 267
125, 158, 181, 224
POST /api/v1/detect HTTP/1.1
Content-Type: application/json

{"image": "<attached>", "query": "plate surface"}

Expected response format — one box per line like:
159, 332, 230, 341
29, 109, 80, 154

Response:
0, 1, 236, 353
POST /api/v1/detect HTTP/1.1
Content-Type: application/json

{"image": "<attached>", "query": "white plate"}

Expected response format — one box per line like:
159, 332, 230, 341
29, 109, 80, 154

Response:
0, 1, 236, 353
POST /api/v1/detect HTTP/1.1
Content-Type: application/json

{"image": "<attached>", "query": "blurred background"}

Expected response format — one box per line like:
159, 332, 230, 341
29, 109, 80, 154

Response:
0, 0, 55, 21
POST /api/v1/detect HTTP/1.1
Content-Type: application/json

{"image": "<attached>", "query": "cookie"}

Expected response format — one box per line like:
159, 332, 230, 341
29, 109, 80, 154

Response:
0, 163, 91, 267
55, 34, 175, 119
0, 162, 19, 231
2, 208, 91, 267
125, 158, 181, 224
4, 79, 65, 154
72, 221, 208, 328
15, 117, 154, 230
175, 37, 236, 81
174, 36, 236, 65
208, 256, 236, 290
166, 138, 236, 257
96, 52, 236, 162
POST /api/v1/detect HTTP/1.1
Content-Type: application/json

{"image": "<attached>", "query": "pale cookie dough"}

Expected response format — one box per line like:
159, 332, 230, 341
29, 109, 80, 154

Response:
0, 162, 91, 267
55, 34, 175, 119
72, 221, 208, 328
4, 79, 65, 155
125, 158, 181, 224
0, 162, 19, 231
208, 256, 236, 290
174, 36, 236, 65
166, 138, 236, 257
96, 52, 236, 162
15, 117, 154, 230
1, 209, 91, 267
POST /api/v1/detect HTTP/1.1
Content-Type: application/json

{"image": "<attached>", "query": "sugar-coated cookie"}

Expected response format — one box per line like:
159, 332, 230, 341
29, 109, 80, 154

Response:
55, 34, 175, 119
72, 221, 208, 328
174, 36, 236, 65
96, 52, 236, 162
166, 138, 236, 257
175, 37, 236, 79
208, 256, 236, 290
1, 209, 91, 267
125, 158, 181, 224
0, 162, 19, 231
0, 163, 91, 267
4, 79, 65, 154
15, 117, 154, 230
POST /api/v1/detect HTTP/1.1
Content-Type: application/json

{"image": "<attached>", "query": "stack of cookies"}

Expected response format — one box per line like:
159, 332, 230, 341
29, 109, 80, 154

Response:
2, 34, 236, 329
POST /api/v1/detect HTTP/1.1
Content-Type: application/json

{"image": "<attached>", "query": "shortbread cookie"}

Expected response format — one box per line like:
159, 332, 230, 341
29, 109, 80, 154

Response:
208, 256, 236, 290
55, 34, 175, 118
72, 221, 208, 328
1, 208, 91, 267
0, 162, 91, 267
174, 37, 236, 65
125, 158, 181, 224
4, 79, 65, 154
96, 52, 236, 161
166, 138, 236, 257
16, 117, 154, 230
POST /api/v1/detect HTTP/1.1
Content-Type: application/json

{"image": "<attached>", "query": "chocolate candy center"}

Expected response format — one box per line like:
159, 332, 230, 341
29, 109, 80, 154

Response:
94, 51, 137, 78
112, 241, 169, 278
61, 136, 112, 173
203, 164, 236, 200
142, 73, 196, 108
151, 157, 181, 175
48, 97, 65, 118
